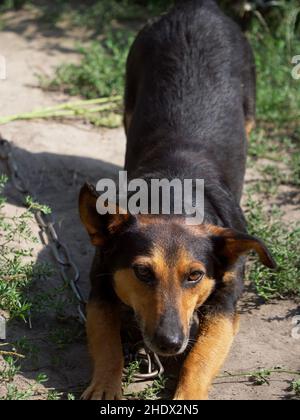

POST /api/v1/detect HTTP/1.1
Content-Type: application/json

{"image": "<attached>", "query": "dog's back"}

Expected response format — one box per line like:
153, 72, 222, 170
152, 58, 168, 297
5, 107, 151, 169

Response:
124, 0, 255, 201
79, 3, 276, 402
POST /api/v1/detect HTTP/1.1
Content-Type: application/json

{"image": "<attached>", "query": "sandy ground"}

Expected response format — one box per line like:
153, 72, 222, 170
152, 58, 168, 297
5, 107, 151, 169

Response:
0, 9, 299, 400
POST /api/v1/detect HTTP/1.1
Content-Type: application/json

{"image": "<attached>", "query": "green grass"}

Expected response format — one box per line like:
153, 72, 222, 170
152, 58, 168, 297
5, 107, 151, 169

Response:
37, 0, 173, 100
245, 197, 300, 300
0, 1, 173, 28
0, 177, 57, 399
123, 359, 167, 399
0, 177, 52, 322
249, 2, 300, 123
43, 31, 134, 99
0, 356, 20, 382
245, 2, 300, 301
251, 28, 300, 123
1, 384, 35, 400
123, 360, 141, 390
291, 379, 300, 398
40, 1, 300, 119
133, 377, 167, 400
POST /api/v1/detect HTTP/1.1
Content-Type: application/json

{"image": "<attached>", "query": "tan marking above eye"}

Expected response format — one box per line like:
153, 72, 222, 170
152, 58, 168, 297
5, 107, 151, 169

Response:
132, 256, 155, 268
187, 262, 206, 274
176, 248, 206, 280
133, 248, 169, 283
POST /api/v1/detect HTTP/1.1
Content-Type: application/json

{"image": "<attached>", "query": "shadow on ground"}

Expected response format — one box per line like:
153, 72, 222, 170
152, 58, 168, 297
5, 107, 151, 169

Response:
1, 144, 122, 398
1, 143, 299, 400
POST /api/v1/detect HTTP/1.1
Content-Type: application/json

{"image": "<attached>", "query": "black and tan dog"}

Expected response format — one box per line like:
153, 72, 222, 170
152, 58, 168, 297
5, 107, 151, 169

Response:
79, 0, 276, 400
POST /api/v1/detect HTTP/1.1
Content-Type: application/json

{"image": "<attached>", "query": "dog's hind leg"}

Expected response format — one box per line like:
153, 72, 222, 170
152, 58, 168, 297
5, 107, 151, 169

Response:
242, 37, 256, 139
82, 300, 123, 400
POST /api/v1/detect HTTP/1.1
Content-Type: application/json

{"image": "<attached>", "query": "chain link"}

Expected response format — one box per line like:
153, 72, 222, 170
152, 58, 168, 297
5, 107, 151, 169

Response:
0, 137, 87, 324
0, 136, 164, 380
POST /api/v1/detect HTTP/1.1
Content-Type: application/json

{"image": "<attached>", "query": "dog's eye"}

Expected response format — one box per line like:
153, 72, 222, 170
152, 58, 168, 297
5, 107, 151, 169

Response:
187, 270, 205, 284
133, 265, 155, 284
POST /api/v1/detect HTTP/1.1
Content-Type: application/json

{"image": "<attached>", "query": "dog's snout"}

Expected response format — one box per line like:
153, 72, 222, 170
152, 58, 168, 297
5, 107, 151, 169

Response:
149, 307, 186, 355
153, 329, 184, 354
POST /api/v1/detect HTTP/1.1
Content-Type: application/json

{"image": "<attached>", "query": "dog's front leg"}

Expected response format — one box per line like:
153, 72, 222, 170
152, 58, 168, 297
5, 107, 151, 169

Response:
82, 300, 123, 400
174, 313, 238, 400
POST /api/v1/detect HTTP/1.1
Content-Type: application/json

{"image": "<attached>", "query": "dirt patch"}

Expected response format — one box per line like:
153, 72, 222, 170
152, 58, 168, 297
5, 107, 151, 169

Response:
0, 9, 299, 400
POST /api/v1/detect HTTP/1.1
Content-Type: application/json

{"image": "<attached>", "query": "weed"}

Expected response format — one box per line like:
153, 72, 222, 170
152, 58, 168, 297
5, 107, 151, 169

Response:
291, 379, 300, 397
134, 376, 167, 400
0, 178, 52, 321
0, 356, 20, 382
47, 390, 62, 400
44, 31, 134, 99
1, 384, 35, 400
219, 367, 300, 385
123, 360, 141, 389
123, 358, 167, 400
248, 1, 300, 123
249, 369, 272, 386
38, 0, 171, 100
245, 197, 300, 299
36, 373, 48, 385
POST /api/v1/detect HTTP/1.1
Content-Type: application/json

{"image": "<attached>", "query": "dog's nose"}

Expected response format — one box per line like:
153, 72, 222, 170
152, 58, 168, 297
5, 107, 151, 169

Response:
151, 308, 185, 354
153, 330, 184, 354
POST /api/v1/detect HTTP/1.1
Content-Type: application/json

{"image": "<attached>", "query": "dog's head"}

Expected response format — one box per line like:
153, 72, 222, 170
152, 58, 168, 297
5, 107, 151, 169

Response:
79, 183, 276, 356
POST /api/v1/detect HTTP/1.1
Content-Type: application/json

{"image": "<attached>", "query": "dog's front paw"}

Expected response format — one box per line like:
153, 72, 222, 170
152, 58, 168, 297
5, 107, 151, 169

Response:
81, 378, 122, 400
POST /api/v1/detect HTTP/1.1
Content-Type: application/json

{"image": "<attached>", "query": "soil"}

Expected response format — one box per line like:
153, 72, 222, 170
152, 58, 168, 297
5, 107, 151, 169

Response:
0, 9, 299, 400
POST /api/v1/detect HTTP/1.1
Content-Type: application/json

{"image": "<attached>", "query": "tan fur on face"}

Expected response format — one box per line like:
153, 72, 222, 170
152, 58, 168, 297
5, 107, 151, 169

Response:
175, 249, 215, 336
113, 247, 215, 342
114, 268, 162, 335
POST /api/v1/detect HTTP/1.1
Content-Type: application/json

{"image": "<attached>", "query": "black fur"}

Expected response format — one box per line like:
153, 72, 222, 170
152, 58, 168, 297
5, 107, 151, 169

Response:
80, 2, 277, 398
89, 1, 257, 307
121, 0, 256, 312
125, 0, 255, 209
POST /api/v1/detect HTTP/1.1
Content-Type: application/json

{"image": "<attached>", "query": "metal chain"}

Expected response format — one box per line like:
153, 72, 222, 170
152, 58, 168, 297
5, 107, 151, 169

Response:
0, 136, 86, 324
34, 210, 87, 324
124, 342, 164, 380
0, 136, 164, 380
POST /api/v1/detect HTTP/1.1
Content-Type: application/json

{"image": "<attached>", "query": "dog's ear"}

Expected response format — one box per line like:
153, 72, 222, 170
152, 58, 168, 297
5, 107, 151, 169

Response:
79, 183, 136, 246
208, 226, 277, 269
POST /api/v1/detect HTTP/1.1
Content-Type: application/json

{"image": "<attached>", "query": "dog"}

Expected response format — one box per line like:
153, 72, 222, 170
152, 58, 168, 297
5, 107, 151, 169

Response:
79, 0, 276, 400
